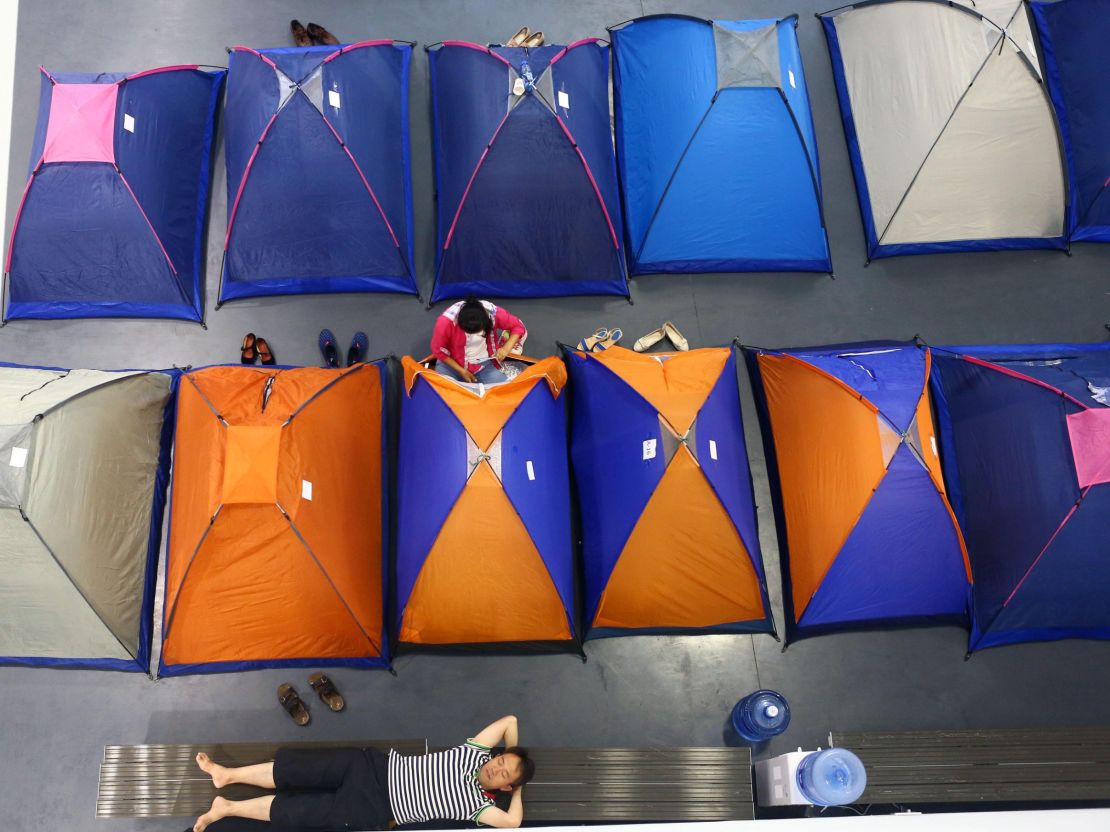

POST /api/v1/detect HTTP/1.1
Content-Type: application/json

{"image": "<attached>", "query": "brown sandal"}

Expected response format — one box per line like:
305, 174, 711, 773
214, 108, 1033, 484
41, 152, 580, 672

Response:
308, 672, 345, 712
278, 683, 310, 726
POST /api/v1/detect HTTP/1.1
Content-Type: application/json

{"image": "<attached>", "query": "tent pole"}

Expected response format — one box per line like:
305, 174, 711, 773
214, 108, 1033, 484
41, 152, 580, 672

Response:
0, 270, 8, 326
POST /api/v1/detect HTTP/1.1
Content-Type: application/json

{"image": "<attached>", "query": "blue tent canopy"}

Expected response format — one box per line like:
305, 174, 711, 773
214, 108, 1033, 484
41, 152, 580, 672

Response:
931, 343, 1110, 652
220, 42, 416, 302
610, 15, 830, 275
5, 66, 224, 322
428, 40, 627, 302
1031, 0, 1110, 243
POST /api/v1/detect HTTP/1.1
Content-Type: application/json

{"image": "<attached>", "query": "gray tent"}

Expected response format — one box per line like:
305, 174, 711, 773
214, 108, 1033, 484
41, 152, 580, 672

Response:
820, 0, 1067, 259
0, 365, 176, 671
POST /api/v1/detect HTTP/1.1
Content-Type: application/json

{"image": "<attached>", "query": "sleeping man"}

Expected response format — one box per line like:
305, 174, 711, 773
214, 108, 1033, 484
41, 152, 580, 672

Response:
193, 714, 531, 831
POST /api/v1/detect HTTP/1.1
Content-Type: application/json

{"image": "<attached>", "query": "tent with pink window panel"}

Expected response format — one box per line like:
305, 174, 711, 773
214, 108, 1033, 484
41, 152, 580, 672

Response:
4, 65, 224, 322
930, 342, 1110, 651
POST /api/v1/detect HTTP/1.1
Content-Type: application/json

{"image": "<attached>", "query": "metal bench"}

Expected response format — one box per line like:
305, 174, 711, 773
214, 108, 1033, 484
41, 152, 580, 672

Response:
830, 727, 1110, 805
97, 742, 754, 822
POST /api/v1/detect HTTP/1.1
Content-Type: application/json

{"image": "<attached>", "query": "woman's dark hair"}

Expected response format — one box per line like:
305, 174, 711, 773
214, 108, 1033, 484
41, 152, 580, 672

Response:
457, 297, 493, 335
502, 746, 536, 787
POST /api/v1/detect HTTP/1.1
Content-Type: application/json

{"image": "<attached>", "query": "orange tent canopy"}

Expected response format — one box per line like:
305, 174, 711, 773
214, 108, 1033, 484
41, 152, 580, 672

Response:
160, 364, 387, 674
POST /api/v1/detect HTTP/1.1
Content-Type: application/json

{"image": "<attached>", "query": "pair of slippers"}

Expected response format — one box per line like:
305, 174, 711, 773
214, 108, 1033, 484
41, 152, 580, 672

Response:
578, 327, 623, 352
505, 26, 545, 47
278, 673, 344, 727
241, 333, 276, 365
319, 329, 368, 368
633, 321, 689, 353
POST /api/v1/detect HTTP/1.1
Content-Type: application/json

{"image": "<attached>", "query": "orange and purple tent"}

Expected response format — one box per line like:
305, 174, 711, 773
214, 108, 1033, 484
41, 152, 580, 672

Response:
394, 357, 576, 651
159, 363, 388, 674
564, 346, 774, 639
745, 342, 971, 642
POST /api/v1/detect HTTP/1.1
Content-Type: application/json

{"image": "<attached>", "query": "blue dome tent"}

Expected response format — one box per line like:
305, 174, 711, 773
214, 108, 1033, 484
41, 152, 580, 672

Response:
219, 41, 417, 303
609, 14, 830, 275
427, 40, 627, 302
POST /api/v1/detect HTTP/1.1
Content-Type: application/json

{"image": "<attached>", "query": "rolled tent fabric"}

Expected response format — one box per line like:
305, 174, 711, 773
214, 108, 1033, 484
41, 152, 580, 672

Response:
160, 363, 389, 675
0, 365, 176, 670
565, 346, 775, 638
819, 0, 1067, 258
427, 40, 627, 301
394, 357, 576, 650
1031, 0, 1110, 242
220, 42, 417, 301
5, 66, 225, 322
745, 342, 971, 642
610, 14, 830, 274
930, 343, 1110, 652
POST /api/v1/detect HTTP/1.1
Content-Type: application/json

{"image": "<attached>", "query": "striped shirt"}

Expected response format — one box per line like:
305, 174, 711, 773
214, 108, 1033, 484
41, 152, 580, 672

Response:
388, 739, 494, 825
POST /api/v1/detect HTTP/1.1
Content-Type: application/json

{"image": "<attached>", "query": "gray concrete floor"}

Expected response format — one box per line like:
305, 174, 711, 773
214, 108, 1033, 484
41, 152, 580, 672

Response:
3, 1, 1110, 830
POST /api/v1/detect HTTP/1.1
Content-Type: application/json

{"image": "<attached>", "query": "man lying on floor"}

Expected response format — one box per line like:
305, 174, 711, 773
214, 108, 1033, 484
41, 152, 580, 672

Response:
193, 715, 532, 831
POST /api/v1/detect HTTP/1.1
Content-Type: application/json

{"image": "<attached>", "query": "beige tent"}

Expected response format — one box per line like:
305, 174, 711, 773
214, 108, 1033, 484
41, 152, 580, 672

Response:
820, 0, 1067, 259
0, 365, 175, 670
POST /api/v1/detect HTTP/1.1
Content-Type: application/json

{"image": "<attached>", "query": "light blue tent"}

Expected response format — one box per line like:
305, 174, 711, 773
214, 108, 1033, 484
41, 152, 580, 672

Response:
609, 14, 830, 275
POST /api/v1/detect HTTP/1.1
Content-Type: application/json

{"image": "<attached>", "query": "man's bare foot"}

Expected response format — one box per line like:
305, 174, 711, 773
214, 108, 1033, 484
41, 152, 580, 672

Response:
193, 796, 230, 832
195, 752, 231, 789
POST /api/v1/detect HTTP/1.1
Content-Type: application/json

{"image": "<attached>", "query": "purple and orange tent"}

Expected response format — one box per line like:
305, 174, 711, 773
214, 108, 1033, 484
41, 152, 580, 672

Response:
5, 65, 224, 322
746, 341, 971, 642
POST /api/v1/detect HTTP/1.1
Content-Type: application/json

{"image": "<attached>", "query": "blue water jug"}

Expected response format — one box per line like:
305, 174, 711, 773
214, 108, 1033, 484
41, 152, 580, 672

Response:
731, 689, 790, 742
519, 60, 535, 93
796, 748, 867, 806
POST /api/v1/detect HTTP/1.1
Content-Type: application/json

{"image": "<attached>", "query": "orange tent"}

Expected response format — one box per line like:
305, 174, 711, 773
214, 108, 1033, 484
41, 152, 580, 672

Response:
393, 357, 577, 651
564, 346, 774, 638
160, 363, 388, 674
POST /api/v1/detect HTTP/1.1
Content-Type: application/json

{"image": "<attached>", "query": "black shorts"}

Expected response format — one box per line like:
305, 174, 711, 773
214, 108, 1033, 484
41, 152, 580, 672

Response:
264, 746, 391, 832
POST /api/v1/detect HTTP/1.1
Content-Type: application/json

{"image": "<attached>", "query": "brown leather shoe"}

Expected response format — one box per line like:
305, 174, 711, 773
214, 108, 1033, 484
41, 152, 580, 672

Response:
306, 22, 340, 46
290, 19, 312, 47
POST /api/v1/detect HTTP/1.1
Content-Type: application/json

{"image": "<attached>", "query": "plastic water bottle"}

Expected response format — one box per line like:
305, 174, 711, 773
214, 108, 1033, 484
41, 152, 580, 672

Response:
519, 60, 535, 93
731, 689, 790, 742
796, 748, 867, 806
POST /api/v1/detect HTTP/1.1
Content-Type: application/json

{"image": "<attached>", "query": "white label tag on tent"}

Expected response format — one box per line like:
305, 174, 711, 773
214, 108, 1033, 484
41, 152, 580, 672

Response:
788, 70, 796, 89
8, 447, 27, 468
930, 436, 938, 457
526, 460, 535, 481
558, 90, 570, 109
709, 440, 718, 461
328, 90, 341, 108
642, 438, 657, 460
123, 114, 135, 133
301, 479, 313, 500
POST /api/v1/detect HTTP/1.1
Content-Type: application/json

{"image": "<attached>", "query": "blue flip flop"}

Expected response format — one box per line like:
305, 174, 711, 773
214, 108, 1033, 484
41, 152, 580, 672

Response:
347, 331, 369, 367
318, 329, 339, 368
